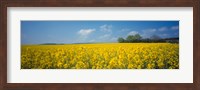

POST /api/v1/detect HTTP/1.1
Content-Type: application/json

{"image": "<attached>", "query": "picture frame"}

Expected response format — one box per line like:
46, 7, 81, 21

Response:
0, 0, 199, 90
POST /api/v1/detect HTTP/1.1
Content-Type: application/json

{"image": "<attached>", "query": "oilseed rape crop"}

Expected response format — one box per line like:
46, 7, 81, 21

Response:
21, 43, 179, 69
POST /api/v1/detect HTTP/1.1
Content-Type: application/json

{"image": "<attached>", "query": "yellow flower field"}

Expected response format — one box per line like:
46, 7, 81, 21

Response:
21, 43, 179, 69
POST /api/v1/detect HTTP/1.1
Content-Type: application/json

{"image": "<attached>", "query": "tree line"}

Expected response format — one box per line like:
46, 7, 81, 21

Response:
118, 34, 178, 43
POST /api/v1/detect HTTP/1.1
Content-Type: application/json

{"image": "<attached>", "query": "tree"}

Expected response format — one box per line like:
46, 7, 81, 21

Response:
142, 38, 151, 43
134, 34, 142, 41
135, 34, 142, 40
118, 37, 125, 43
126, 34, 142, 43
126, 35, 135, 42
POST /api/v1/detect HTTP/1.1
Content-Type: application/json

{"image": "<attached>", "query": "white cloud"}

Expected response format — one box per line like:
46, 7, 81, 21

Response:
89, 39, 96, 42
127, 31, 138, 36
110, 37, 117, 41
99, 34, 111, 39
76, 29, 95, 43
120, 29, 130, 32
100, 24, 112, 32
143, 29, 157, 32
171, 26, 179, 30
77, 29, 95, 36
160, 34, 169, 37
141, 29, 157, 38
158, 27, 168, 31
98, 34, 117, 42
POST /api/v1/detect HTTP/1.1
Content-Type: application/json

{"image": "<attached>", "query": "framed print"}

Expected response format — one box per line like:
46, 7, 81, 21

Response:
0, 0, 199, 90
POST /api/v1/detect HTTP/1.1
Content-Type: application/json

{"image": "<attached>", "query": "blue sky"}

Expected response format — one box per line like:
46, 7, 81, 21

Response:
21, 21, 179, 44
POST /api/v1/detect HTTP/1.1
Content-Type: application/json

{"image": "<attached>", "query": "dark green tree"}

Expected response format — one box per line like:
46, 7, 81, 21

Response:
134, 34, 142, 41
126, 34, 142, 43
126, 35, 135, 42
118, 37, 125, 43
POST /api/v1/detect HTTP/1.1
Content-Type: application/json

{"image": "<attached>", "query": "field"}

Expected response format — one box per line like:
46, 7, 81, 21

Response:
21, 43, 179, 69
